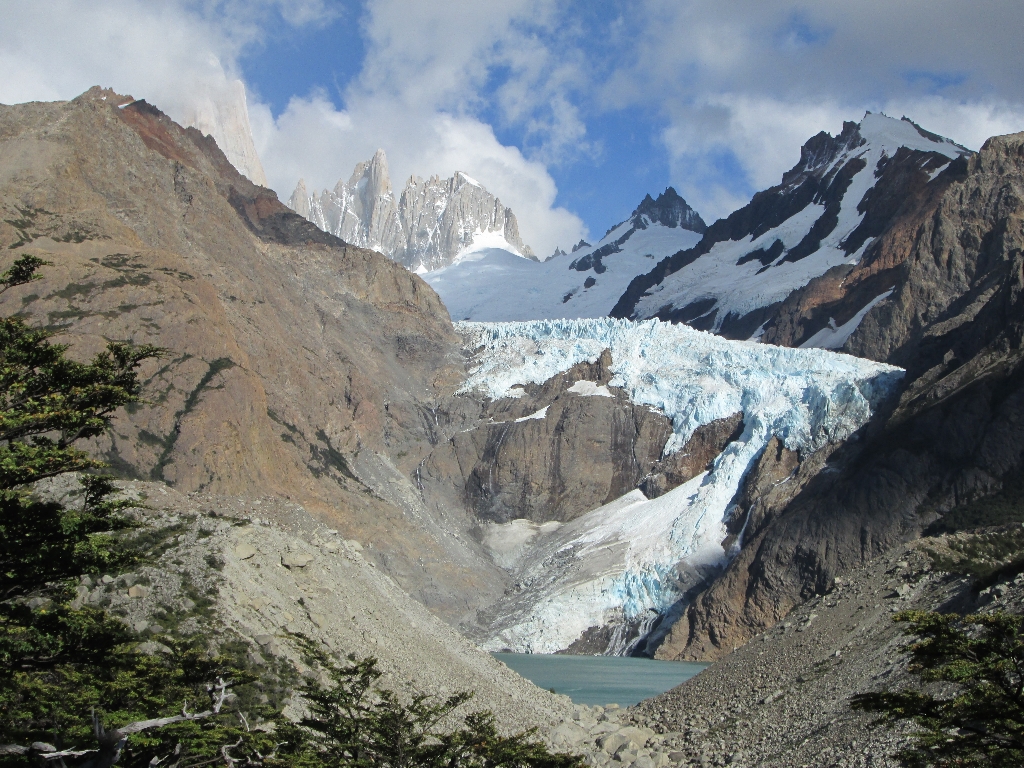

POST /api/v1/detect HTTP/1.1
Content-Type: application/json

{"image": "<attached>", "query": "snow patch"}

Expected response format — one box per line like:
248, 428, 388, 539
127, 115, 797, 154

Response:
800, 289, 894, 350
567, 380, 614, 398
515, 406, 549, 422
427, 224, 702, 322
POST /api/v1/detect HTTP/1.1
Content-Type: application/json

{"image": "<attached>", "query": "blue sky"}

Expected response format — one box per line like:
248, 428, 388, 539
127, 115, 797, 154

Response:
4, 1, 1024, 256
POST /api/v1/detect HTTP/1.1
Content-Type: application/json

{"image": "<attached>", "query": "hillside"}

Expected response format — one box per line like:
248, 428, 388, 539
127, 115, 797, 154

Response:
0, 86, 517, 628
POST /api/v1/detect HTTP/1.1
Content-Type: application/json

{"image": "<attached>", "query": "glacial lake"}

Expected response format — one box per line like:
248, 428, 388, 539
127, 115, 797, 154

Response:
493, 653, 709, 707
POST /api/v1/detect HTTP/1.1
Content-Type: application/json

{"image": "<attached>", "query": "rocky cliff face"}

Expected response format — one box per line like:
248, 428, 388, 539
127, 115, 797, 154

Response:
290, 152, 534, 271
653, 129, 1024, 661
0, 87, 509, 626
288, 149, 406, 262
181, 79, 269, 188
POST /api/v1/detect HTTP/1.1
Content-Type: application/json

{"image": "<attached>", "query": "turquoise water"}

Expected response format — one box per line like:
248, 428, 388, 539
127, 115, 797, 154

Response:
493, 653, 709, 707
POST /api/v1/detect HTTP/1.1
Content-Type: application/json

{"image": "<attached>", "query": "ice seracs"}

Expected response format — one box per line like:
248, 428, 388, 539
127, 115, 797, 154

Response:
458, 318, 903, 654
288, 150, 533, 271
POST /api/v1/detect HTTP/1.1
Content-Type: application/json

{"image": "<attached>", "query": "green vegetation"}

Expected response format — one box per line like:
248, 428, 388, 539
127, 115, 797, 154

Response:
0, 254, 580, 767
852, 610, 1024, 767
280, 636, 584, 768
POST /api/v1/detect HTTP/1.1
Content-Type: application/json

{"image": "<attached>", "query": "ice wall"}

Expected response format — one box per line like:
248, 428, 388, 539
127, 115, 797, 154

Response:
458, 319, 904, 653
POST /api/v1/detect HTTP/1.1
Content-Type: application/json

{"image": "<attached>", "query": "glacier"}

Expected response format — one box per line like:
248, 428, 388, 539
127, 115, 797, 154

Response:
458, 319, 904, 653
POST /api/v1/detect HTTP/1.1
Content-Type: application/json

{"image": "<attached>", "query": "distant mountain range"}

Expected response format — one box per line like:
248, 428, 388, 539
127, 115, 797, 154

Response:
288, 150, 534, 272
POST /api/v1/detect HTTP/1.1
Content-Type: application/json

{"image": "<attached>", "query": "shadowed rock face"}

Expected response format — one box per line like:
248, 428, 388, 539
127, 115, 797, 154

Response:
656, 130, 1024, 660
423, 351, 671, 526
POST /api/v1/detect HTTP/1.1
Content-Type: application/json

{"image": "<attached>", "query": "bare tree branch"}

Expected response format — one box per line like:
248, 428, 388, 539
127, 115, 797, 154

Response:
0, 679, 234, 767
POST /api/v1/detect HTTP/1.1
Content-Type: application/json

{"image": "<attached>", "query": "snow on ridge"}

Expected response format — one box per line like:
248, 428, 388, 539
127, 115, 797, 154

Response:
452, 229, 523, 262
800, 289, 895, 350
634, 114, 968, 330
464, 318, 904, 653
858, 113, 966, 161
427, 224, 701, 322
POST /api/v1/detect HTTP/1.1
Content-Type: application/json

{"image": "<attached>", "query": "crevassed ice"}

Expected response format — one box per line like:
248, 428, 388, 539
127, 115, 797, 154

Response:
459, 318, 905, 653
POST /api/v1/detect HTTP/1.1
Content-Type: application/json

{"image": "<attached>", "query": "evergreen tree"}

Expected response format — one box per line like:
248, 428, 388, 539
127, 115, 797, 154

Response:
278, 636, 584, 768
852, 609, 1024, 767
0, 256, 278, 767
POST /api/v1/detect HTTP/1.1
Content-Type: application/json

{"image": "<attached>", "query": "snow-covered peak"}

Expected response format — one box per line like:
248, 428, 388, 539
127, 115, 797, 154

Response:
288, 155, 533, 271
616, 114, 972, 343
858, 112, 967, 161
424, 189, 705, 322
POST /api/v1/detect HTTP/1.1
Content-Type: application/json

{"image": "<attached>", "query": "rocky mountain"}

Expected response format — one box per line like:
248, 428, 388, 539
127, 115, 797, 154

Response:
424, 188, 706, 321
289, 150, 534, 271
2, 87, 921, 663
0, 86, 513, 629
180, 79, 269, 187
648, 128, 1024, 662
9, 83, 1024, 703
610, 113, 970, 342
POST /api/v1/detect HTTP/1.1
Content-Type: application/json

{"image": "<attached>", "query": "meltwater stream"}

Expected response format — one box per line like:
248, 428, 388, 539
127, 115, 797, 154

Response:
493, 653, 708, 707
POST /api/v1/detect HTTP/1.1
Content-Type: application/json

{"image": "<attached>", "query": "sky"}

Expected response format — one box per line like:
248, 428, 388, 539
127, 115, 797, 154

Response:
3, 1, 1024, 257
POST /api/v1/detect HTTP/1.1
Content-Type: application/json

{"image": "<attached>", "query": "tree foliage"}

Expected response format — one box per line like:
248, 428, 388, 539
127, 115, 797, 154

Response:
278, 636, 584, 768
0, 255, 283, 767
851, 609, 1024, 767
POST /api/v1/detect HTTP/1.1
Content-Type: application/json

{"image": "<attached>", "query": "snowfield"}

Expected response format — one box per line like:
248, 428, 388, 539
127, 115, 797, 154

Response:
458, 319, 904, 654
426, 221, 702, 321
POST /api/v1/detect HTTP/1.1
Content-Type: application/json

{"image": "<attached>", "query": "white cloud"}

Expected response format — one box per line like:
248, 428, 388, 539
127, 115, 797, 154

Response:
4, 0, 1024, 250
251, 93, 586, 256
0, 0, 587, 255
0, 1, 235, 113
250, 0, 589, 255
662, 95, 849, 220
604, 0, 1024, 222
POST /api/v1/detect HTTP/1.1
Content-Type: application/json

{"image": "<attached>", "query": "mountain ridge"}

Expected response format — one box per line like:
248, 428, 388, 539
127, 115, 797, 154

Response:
289, 150, 534, 271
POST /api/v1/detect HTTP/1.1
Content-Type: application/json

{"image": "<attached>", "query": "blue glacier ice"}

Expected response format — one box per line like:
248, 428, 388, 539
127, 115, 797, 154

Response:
458, 319, 904, 654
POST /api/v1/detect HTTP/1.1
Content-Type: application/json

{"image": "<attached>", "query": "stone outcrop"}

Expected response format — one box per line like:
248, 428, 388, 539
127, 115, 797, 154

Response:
455, 362, 671, 523
640, 412, 744, 499
290, 152, 534, 271
655, 130, 1024, 660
